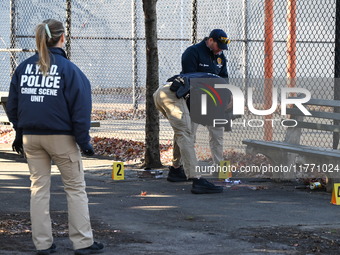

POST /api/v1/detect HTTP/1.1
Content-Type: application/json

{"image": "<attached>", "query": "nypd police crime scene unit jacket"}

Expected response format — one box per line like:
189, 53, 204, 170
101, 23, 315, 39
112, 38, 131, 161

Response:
7, 47, 92, 148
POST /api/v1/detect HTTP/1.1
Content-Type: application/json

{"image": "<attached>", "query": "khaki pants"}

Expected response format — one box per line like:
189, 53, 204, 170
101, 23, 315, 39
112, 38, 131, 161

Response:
191, 122, 224, 165
153, 83, 199, 178
23, 135, 93, 250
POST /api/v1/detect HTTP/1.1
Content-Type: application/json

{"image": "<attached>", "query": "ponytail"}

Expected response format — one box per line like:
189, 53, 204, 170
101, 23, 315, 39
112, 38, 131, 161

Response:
35, 24, 50, 76
35, 19, 65, 76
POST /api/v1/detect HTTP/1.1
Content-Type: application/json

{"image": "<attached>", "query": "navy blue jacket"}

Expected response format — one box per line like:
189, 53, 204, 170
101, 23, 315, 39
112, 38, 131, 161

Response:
167, 72, 232, 130
168, 72, 223, 99
7, 47, 92, 148
181, 39, 228, 79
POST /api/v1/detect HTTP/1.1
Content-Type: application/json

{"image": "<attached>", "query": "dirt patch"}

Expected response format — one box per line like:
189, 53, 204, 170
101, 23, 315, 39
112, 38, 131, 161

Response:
0, 212, 148, 254
233, 225, 340, 254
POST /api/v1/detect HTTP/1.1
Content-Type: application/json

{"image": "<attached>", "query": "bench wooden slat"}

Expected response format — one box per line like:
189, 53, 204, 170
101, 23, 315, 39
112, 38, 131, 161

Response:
0, 96, 7, 103
305, 99, 340, 108
295, 121, 340, 132
90, 121, 100, 127
242, 139, 340, 158
0, 120, 99, 127
286, 108, 340, 121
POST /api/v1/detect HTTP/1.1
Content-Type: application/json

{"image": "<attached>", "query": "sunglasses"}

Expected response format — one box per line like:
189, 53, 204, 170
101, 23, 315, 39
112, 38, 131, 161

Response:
217, 36, 230, 44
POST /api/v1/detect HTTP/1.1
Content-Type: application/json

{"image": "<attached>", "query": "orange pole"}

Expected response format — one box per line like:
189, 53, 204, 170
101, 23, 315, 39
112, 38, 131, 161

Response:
264, 0, 274, 141
287, 0, 297, 85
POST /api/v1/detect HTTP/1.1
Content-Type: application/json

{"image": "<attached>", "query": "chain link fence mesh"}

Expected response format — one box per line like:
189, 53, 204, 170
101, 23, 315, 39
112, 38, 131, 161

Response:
0, 0, 337, 161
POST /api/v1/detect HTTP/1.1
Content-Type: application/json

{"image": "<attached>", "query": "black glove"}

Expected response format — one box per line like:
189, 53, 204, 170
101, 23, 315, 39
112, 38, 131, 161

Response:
12, 129, 24, 155
81, 143, 95, 156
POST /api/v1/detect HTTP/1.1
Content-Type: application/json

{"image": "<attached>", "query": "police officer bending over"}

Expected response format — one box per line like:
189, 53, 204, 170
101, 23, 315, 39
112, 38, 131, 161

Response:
181, 29, 230, 167
154, 72, 231, 194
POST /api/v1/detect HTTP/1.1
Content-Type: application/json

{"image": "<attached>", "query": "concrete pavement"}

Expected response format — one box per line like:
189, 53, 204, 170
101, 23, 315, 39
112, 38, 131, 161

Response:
1, 143, 340, 255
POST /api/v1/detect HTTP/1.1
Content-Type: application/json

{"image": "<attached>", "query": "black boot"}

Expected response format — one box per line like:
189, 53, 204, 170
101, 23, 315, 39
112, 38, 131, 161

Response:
167, 166, 188, 182
74, 242, 104, 255
191, 178, 223, 194
36, 243, 56, 255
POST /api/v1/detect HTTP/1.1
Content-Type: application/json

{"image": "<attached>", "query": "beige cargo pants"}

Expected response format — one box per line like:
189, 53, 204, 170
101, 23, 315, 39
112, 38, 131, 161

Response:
23, 135, 94, 250
191, 122, 224, 165
153, 83, 199, 178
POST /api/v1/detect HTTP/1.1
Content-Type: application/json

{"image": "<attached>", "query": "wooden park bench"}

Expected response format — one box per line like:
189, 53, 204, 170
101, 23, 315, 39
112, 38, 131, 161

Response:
0, 91, 100, 128
0, 92, 11, 125
242, 98, 340, 192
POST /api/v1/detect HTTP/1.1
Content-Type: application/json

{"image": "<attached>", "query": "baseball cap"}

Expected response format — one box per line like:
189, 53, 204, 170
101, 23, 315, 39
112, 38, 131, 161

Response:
209, 29, 230, 50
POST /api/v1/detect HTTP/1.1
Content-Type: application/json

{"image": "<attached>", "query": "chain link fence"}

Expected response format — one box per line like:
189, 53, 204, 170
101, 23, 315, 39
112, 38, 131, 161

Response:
0, 0, 337, 160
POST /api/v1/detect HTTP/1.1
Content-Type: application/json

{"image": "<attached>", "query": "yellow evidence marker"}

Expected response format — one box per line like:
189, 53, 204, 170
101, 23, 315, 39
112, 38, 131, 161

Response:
331, 183, 340, 205
112, 162, 124, 180
218, 160, 232, 179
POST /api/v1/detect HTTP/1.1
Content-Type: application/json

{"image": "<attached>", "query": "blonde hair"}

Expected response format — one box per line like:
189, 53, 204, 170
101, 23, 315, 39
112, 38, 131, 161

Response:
35, 19, 65, 76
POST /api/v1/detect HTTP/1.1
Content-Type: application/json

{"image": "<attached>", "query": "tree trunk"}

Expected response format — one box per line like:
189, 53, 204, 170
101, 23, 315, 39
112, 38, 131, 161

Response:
142, 0, 162, 168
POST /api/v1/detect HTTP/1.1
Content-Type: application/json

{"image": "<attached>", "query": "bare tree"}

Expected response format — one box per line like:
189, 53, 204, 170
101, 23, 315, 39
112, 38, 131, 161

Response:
142, 0, 162, 168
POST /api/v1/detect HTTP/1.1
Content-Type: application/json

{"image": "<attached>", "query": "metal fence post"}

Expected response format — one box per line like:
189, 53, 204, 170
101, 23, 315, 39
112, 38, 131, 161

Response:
264, 0, 274, 141
191, 0, 198, 44
242, 0, 249, 91
10, 0, 16, 75
132, 0, 139, 111
333, 0, 340, 149
287, 0, 296, 87
65, 0, 71, 59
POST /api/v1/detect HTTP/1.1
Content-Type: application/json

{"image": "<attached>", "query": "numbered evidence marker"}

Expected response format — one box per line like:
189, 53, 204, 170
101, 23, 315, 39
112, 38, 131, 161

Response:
112, 162, 124, 180
331, 183, 340, 205
218, 160, 232, 179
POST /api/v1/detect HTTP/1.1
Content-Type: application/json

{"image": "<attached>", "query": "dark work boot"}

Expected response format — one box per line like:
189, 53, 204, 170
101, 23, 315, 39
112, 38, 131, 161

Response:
167, 166, 188, 182
191, 178, 223, 194
74, 242, 104, 255
36, 243, 56, 255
